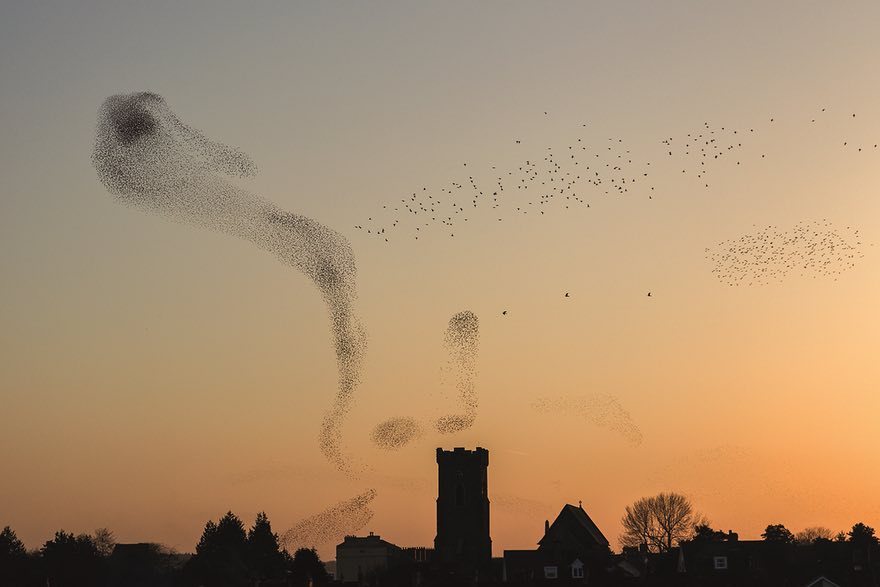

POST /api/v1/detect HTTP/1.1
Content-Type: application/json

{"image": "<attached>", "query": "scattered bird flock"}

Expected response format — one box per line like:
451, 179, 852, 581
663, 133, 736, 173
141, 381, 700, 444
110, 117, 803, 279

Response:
356, 115, 779, 242
357, 128, 655, 241
706, 220, 867, 286
357, 106, 873, 305
532, 395, 643, 447
356, 108, 873, 289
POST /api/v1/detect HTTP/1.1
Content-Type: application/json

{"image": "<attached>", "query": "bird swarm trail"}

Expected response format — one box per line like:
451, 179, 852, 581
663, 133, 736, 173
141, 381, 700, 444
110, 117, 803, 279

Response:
435, 310, 480, 434
706, 221, 866, 286
280, 489, 376, 551
370, 416, 423, 450
91, 92, 367, 474
532, 395, 643, 446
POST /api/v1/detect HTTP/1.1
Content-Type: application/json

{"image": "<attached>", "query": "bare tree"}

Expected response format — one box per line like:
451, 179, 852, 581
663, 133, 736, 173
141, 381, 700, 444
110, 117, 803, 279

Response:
795, 526, 835, 544
653, 492, 694, 552
93, 528, 116, 557
620, 492, 697, 553
620, 497, 658, 551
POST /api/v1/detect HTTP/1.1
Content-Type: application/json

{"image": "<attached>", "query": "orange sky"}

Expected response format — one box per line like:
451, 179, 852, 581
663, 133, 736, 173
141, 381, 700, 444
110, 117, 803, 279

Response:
2, 1, 880, 560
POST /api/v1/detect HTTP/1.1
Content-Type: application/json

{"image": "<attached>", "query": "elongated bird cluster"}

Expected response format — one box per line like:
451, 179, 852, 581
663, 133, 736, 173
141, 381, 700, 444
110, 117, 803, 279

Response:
280, 489, 376, 551
92, 92, 368, 475
706, 220, 866, 286
436, 310, 480, 434
532, 395, 643, 446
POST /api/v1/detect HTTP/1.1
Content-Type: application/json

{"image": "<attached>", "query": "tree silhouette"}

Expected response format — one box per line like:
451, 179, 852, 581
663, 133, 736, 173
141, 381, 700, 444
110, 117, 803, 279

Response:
187, 512, 249, 587
0, 526, 30, 586
41, 531, 104, 587
246, 512, 285, 585
795, 526, 835, 544
848, 522, 879, 545
93, 528, 116, 557
289, 547, 329, 587
620, 492, 696, 553
691, 524, 728, 543
762, 524, 795, 543
620, 497, 656, 551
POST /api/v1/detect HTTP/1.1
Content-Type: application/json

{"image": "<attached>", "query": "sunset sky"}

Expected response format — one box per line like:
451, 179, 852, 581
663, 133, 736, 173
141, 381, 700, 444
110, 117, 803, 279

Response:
3, 1, 880, 560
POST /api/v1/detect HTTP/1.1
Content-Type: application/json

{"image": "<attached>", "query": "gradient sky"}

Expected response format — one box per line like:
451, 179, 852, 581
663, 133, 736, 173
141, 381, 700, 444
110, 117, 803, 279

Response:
3, 1, 880, 560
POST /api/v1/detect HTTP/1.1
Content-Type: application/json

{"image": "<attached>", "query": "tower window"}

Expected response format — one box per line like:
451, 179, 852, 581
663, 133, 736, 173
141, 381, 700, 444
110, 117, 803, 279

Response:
456, 484, 465, 506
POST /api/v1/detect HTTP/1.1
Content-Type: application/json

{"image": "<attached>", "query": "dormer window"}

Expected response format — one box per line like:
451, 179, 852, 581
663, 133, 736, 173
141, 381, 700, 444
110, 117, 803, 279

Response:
571, 559, 584, 578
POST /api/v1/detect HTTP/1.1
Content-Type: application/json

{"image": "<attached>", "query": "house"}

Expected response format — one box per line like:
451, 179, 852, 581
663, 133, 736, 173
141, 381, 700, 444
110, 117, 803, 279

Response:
503, 503, 612, 584
335, 533, 404, 584
637, 535, 880, 587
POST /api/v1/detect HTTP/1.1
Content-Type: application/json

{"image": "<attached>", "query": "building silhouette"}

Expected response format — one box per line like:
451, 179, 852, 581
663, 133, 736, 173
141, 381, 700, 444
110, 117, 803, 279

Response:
335, 533, 403, 584
434, 447, 492, 567
503, 503, 611, 584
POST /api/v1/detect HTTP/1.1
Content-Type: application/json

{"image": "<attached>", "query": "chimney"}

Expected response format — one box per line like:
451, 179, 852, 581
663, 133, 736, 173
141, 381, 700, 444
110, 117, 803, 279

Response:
728, 530, 738, 542
544, 520, 550, 535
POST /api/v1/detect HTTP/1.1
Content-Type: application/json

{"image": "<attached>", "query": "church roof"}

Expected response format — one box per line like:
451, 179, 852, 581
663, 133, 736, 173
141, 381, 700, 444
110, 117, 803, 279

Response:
538, 504, 609, 549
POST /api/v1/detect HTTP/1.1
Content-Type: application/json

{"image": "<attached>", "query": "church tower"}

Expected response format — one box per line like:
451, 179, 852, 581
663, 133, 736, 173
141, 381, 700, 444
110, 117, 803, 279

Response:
434, 447, 492, 565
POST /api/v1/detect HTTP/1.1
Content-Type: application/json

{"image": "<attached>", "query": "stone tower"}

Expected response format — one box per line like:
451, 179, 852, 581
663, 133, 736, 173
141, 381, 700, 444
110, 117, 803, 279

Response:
434, 447, 492, 565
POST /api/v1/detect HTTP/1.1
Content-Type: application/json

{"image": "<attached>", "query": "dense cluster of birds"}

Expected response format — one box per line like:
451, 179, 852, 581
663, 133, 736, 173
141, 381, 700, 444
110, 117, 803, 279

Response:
280, 489, 376, 552
532, 395, 643, 446
435, 310, 480, 434
706, 220, 867, 286
370, 416, 423, 450
92, 92, 368, 476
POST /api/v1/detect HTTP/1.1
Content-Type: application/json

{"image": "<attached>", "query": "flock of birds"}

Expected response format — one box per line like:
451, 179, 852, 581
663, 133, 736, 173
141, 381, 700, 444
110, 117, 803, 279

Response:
356, 107, 873, 296
706, 220, 867, 286
355, 126, 656, 242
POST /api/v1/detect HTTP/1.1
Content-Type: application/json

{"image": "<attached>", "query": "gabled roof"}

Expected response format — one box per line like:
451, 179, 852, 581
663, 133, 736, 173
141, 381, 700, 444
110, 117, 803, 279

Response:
805, 577, 842, 587
539, 504, 609, 549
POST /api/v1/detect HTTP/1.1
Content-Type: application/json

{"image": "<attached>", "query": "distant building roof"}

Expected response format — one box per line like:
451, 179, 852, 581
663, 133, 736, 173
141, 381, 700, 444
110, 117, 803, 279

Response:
805, 577, 842, 587
337, 532, 400, 551
538, 503, 609, 549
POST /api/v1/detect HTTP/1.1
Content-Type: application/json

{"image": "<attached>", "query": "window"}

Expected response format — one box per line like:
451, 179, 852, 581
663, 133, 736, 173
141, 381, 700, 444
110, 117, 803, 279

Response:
571, 562, 584, 579
544, 566, 558, 579
713, 556, 728, 570
455, 484, 465, 506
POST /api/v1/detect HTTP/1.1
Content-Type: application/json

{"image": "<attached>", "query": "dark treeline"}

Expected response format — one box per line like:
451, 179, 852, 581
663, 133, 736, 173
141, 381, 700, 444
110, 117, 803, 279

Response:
4, 505, 880, 586
0, 511, 328, 587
